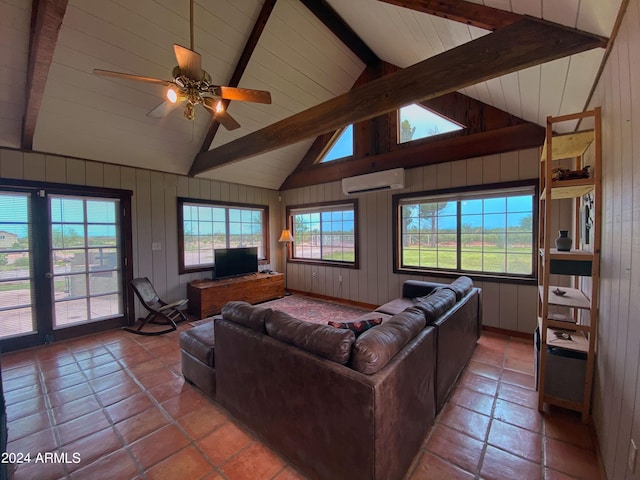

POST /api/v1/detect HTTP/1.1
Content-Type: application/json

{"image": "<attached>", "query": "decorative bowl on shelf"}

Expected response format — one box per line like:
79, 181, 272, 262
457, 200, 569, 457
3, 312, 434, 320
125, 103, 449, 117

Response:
552, 288, 567, 297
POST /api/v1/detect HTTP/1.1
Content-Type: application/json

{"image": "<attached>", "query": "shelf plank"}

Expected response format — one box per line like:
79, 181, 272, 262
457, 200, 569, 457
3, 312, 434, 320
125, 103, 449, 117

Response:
542, 394, 584, 412
546, 319, 591, 333
546, 330, 589, 353
540, 248, 594, 261
537, 317, 590, 353
538, 285, 591, 309
540, 178, 594, 199
540, 130, 595, 161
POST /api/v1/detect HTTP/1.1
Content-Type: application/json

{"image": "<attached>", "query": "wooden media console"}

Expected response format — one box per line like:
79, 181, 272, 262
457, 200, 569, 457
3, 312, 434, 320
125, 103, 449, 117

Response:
187, 272, 285, 319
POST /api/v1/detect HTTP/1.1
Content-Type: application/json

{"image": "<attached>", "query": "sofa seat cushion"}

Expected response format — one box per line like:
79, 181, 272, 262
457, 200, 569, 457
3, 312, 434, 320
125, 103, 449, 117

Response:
413, 288, 456, 324
375, 298, 415, 316
444, 276, 473, 301
221, 301, 272, 333
328, 318, 382, 335
353, 311, 393, 323
179, 321, 216, 367
266, 311, 355, 364
351, 307, 426, 374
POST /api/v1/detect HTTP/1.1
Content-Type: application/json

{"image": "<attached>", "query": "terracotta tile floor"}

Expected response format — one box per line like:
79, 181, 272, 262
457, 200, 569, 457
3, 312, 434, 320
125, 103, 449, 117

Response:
1, 327, 605, 479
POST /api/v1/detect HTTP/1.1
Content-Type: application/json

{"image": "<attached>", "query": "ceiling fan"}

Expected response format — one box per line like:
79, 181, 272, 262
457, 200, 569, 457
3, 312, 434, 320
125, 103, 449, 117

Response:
93, 0, 271, 130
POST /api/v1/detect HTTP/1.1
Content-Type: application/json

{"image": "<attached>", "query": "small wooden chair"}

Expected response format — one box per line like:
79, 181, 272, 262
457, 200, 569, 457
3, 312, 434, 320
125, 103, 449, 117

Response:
126, 277, 188, 335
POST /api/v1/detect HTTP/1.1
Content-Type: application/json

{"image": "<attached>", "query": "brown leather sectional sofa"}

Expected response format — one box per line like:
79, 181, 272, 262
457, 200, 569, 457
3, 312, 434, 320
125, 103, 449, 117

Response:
212, 276, 482, 480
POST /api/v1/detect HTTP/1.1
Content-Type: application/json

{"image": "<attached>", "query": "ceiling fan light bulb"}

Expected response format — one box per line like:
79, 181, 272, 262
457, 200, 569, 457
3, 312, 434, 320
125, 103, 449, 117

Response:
215, 101, 225, 113
166, 87, 179, 103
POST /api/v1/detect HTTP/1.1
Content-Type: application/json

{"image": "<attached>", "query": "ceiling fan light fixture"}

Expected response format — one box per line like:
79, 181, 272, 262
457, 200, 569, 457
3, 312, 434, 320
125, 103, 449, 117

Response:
215, 100, 225, 113
166, 87, 179, 103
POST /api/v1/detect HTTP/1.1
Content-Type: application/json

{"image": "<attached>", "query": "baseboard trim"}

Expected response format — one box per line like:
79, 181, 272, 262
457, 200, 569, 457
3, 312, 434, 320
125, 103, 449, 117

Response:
482, 325, 533, 340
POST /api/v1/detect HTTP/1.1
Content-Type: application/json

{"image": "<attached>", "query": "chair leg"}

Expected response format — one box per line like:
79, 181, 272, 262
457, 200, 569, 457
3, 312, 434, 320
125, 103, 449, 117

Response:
123, 312, 177, 336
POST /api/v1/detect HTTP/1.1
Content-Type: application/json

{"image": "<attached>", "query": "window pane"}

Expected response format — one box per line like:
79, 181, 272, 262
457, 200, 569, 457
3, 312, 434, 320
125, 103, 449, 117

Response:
86, 200, 116, 223
398, 104, 463, 143
320, 125, 353, 163
401, 199, 457, 269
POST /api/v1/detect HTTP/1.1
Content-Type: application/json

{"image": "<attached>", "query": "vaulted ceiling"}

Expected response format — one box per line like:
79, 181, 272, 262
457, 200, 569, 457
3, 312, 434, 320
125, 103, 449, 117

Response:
0, 0, 623, 190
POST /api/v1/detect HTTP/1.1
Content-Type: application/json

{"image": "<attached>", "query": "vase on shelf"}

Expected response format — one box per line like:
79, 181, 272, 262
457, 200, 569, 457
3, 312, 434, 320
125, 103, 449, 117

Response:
555, 230, 572, 251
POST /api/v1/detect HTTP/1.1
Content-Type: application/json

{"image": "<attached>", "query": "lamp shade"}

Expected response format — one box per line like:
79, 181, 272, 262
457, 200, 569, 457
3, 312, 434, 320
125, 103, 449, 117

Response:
278, 229, 294, 243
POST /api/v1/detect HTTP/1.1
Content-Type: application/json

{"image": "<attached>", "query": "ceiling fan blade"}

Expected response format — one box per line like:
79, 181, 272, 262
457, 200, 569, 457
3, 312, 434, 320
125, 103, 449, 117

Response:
94, 69, 170, 86
173, 44, 204, 80
214, 110, 241, 131
147, 99, 182, 119
203, 98, 241, 130
217, 86, 272, 104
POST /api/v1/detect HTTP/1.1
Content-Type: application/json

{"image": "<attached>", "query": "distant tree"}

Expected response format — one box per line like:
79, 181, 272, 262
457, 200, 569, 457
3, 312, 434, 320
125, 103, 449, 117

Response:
418, 203, 449, 247
518, 214, 533, 230
400, 119, 416, 143
426, 125, 441, 137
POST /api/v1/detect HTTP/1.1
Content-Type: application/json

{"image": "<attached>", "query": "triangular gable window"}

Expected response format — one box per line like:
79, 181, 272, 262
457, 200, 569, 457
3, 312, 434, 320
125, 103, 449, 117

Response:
319, 124, 353, 163
398, 104, 463, 144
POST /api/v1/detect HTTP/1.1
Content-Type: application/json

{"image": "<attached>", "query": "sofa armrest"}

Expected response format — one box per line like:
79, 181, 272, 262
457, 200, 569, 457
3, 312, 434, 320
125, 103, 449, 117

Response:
402, 280, 444, 299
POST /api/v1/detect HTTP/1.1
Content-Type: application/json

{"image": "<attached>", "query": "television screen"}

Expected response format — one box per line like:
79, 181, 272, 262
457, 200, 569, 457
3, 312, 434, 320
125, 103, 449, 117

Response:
214, 247, 258, 279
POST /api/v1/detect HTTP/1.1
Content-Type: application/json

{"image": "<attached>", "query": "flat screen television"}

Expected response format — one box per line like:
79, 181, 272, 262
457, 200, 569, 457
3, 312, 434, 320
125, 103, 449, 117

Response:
214, 247, 258, 279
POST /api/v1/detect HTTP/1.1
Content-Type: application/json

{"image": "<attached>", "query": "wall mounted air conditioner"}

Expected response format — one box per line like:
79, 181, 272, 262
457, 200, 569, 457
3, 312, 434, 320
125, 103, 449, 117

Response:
342, 168, 405, 195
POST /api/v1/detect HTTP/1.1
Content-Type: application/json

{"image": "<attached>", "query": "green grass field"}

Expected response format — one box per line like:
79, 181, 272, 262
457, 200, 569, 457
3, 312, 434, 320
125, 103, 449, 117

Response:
402, 245, 532, 274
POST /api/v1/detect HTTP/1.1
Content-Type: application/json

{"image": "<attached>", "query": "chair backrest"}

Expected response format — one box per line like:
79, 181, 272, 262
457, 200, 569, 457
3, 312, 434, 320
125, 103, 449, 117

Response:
130, 277, 161, 308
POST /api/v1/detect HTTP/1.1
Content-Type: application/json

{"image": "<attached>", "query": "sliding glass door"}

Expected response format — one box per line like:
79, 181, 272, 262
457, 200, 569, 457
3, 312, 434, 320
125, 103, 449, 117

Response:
0, 185, 132, 352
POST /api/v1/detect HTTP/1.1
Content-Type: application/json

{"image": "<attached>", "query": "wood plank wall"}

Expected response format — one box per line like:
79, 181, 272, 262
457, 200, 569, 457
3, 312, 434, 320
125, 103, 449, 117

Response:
0, 149, 281, 320
280, 147, 570, 335
588, 0, 640, 477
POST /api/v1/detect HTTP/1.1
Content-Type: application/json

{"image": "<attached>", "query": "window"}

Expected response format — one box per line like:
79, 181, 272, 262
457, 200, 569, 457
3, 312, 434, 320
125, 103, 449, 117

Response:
394, 182, 536, 280
319, 125, 353, 163
178, 198, 269, 273
287, 201, 358, 267
398, 104, 463, 143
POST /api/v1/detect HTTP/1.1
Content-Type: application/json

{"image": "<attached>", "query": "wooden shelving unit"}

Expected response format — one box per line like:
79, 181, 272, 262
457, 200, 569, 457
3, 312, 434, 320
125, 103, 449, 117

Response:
537, 107, 601, 423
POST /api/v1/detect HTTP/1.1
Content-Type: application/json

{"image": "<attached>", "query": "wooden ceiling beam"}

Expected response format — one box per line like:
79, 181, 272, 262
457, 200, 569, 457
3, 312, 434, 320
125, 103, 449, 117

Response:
376, 0, 523, 31
281, 123, 545, 190
299, 0, 379, 66
189, 17, 606, 177
21, 0, 69, 150
197, 0, 277, 154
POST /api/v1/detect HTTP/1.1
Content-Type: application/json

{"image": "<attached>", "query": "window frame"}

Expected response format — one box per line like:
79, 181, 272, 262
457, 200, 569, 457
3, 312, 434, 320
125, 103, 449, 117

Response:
177, 197, 270, 274
392, 180, 538, 284
286, 200, 359, 269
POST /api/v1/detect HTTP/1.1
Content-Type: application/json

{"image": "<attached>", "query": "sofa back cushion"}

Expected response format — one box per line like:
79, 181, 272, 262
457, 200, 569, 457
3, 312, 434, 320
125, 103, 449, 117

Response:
221, 301, 272, 333
266, 310, 355, 364
413, 288, 456, 324
445, 276, 473, 301
351, 307, 426, 374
